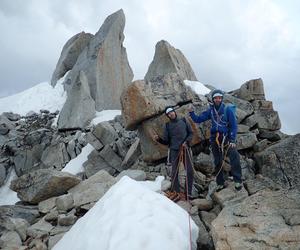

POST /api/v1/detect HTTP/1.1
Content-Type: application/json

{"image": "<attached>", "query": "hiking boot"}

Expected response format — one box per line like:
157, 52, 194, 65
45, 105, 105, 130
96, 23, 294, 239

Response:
235, 182, 242, 191
216, 184, 225, 192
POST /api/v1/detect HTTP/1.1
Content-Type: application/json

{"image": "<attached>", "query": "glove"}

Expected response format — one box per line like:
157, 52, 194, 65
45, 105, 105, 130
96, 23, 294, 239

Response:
229, 142, 236, 148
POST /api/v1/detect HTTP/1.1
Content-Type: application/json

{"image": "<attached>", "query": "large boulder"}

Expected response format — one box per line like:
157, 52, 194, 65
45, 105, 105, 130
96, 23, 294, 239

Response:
58, 9, 133, 129
58, 70, 96, 129
121, 73, 203, 130
254, 133, 300, 190
10, 169, 81, 204
235, 78, 266, 101
51, 32, 93, 86
68, 170, 116, 209
41, 142, 70, 170
145, 40, 197, 81
253, 110, 281, 131
13, 144, 45, 176
211, 189, 300, 249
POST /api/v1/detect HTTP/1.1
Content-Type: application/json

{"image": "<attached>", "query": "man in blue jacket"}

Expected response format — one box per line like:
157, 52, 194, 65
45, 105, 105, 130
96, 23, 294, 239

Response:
188, 89, 242, 191
153, 107, 194, 199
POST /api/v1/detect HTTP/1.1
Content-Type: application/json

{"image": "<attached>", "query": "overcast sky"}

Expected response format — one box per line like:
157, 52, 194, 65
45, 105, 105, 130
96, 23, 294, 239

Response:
0, 0, 299, 134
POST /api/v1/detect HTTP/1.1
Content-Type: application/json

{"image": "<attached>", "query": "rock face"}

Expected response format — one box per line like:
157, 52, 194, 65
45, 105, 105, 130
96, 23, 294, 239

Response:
254, 134, 300, 190
51, 32, 93, 86
10, 169, 81, 204
145, 40, 197, 81
57, 9, 133, 129
57, 71, 95, 129
211, 189, 300, 249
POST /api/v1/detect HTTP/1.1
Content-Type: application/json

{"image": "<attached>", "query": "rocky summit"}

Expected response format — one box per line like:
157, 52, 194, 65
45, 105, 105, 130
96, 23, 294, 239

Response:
0, 9, 299, 250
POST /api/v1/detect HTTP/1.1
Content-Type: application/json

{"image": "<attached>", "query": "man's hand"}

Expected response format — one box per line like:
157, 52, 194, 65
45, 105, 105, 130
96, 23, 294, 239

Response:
187, 104, 194, 113
182, 141, 188, 148
152, 133, 159, 141
229, 142, 236, 148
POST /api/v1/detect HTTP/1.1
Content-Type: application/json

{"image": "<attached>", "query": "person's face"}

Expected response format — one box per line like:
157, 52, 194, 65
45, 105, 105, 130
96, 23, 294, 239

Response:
213, 96, 222, 106
167, 111, 176, 120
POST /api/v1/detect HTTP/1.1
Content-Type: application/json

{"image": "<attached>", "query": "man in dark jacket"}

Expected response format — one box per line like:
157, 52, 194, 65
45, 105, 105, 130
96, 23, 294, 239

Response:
153, 107, 194, 198
188, 89, 242, 191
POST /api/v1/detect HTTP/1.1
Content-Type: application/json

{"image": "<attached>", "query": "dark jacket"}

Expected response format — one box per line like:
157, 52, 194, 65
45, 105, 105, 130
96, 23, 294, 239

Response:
158, 117, 193, 150
189, 103, 237, 142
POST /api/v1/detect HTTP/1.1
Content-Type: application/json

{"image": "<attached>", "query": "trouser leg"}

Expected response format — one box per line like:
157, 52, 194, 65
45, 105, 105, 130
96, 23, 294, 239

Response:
228, 147, 242, 183
211, 140, 224, 185
170, 149, 180, 193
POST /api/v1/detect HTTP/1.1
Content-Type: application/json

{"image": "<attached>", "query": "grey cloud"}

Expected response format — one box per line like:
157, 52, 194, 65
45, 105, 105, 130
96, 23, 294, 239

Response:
0, 0, 299, 134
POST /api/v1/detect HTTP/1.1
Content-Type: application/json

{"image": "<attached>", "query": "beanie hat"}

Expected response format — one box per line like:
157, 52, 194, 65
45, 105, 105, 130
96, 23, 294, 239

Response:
211, 89, 224, 99
165, 107, 175, 115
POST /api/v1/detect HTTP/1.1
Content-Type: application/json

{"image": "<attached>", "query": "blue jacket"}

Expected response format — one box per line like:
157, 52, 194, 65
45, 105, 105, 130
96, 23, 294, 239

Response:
189, 103, 237, 142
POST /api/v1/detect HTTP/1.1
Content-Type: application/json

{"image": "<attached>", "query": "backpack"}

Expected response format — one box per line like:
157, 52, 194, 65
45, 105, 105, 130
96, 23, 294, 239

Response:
223, 104, 237, 123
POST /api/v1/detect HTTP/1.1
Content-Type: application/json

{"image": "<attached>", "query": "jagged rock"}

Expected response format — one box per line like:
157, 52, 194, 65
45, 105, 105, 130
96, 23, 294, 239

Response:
240, 156, 256, 180
44, 209, 59, 222
121, 138, 141, 169
121, 73, 202, 130
235, 78, 266, 101
60, 9, 133, 129
145, 40, 197, 81
41, 142, 70, 170
58, 71, 96, 129
51, 32, 93, 86
56, 194, 74, 212
211, 189, 300, 249
212, 182, 248, 208
254, 134, 300, 190
38, 197, 57, 214
254, 110, 281, 130
244, 176, 281, 195
50, 225, 71, 236
193, 152, 214, 174
191, 210, 214, 250
114, 138, 128, 158
0, 217, 29, 241
10, 169, 81, 204
2, 112, 21, 121
24, 128, 52, 146
236, 132, 258, 150
0, 230, 22, 249
48, 233, 65, 249
253, 139, 269, 152
0, 115, 14, 135
200, 210, 217, 231
57, 212, 77, 226
13, 145, 45, 176
237, 124, 250, 133
68, 170, 116, 208
0, 164, 6, 186
251, 99, 273, 110
116, 169, 146, 182
83, 149, 115, 178
92, 121, 118, 145
66, 139, 76, 159
0, 205, 40, 225
85, 132, 103, 151
99, 145, 123, 172
190, 198, 213, 211
258, 129, 285, 142
242, 114, 257, 128
27, 218, 54, 238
